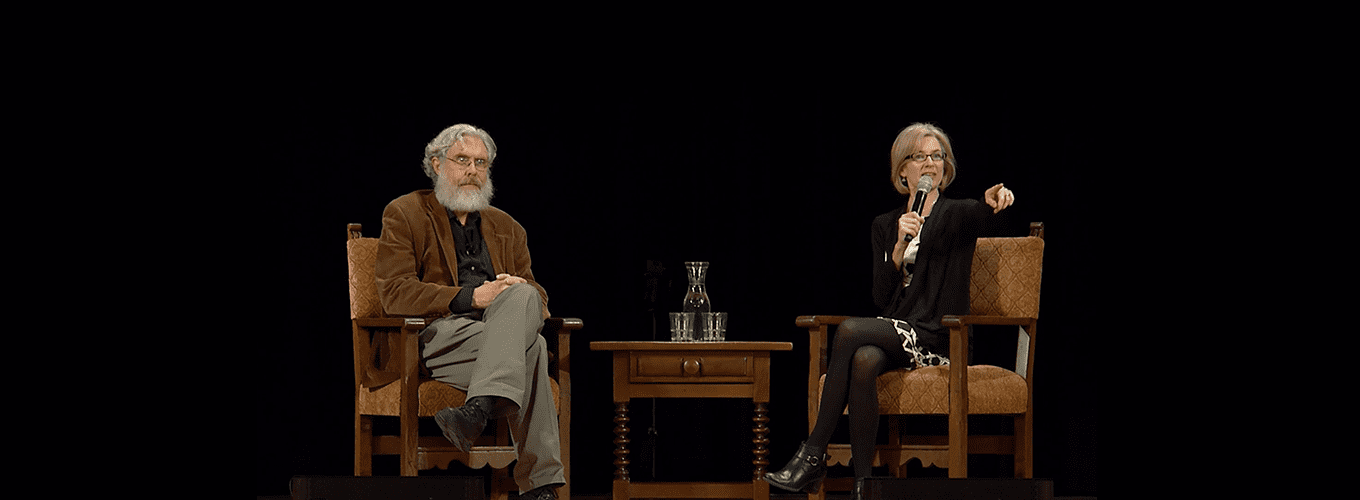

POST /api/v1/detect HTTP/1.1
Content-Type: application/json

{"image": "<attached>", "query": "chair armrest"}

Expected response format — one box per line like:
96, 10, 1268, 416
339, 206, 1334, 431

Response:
795, 315, 850, 329
543, 317, 582, 381
797, 315, 850, 431
352, 317, 428, 390
941, 315, 1036, 328
354, 317, 429, 332
355, 317, 580, 332
545, 317, 584, 333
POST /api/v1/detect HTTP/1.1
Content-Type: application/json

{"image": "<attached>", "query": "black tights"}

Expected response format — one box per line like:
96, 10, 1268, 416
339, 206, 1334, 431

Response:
805, 318, 914, 479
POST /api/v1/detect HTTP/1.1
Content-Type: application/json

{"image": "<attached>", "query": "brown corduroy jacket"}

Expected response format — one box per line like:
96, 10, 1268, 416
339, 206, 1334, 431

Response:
375, 189, 549, 319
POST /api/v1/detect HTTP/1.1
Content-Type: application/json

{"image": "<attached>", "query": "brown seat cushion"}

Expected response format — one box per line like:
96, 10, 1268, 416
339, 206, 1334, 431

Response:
359, 377, 561, 417
820, 364, 1026, 415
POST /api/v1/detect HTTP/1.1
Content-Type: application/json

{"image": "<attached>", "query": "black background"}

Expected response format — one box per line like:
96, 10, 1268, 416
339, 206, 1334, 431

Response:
259, 73, 1099, 497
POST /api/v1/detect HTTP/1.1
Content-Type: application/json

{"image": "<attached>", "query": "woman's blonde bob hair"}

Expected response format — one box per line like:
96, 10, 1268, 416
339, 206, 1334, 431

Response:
889, 123, 957, 195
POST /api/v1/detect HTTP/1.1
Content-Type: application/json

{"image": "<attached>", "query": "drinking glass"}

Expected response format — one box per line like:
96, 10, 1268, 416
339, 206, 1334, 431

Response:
698, 312, 727, 341
669, 312, 695, 342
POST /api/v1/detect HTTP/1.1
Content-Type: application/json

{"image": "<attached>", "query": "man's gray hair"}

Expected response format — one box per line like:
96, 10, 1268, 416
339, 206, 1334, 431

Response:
421, 124, 498, 180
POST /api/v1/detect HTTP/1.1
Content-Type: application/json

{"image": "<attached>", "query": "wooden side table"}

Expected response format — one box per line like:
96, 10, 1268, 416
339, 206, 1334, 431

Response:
589, 341, 793, 500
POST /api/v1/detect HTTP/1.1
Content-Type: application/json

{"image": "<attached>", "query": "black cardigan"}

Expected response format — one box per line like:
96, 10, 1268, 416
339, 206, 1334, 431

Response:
870, 196, 994, 356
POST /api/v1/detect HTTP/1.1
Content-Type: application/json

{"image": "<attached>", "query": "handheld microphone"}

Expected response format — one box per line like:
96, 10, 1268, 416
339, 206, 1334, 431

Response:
902, 175, 934, 243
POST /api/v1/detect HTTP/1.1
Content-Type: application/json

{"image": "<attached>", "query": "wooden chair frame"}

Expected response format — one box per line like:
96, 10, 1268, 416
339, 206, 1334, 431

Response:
797, 222, 1044, 498
348, 223, 581, 500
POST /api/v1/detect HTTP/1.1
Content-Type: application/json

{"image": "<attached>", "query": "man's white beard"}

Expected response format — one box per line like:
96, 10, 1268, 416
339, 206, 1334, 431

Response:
434, 174, 495, 213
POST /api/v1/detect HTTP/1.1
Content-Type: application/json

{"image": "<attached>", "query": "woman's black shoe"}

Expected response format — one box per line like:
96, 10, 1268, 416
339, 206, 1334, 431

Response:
762, 441, 828, 494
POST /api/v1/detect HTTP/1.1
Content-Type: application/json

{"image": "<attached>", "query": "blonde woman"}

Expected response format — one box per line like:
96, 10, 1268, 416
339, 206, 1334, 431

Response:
764, 123, 1015, 500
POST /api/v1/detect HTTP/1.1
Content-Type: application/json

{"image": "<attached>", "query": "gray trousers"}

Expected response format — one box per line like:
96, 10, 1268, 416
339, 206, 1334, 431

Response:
420, 283, 564, 492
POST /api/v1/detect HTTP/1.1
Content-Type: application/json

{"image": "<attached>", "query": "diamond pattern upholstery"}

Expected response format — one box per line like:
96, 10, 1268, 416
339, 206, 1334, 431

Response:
819, 364, 1027, 415
798, 222, 1045, 492
358, 373, 561, 417
348, 232, 562, 416
969, 237, 1043, 318
347, 237, 382, 320
348, 223, 577, 499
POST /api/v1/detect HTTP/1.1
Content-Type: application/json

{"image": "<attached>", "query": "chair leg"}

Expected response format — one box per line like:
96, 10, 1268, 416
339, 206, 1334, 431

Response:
355, 414, 373, 476
400, 410, 419, 476
948, 414, 968, 478
561, 396, 571, 500
809, 485, 827, 500
490, 471, 514, 500
1014, 414, 1033, 478
889, 416, 907, 478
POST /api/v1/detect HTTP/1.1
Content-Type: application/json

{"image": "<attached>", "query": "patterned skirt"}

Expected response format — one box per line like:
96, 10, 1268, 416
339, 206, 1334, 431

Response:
876, 317, 950, 368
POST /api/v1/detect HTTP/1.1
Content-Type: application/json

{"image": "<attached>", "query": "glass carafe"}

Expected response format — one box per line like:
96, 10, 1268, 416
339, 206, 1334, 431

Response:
682, 261, 711, 316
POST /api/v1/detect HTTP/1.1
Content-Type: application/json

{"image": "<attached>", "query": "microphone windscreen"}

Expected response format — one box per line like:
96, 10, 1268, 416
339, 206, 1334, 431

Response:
915, 174, 934, 193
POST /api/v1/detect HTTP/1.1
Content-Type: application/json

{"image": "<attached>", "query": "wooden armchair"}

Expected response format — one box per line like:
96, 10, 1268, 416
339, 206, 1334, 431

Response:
347, 223, 582, 500
797, 222, 1045, 499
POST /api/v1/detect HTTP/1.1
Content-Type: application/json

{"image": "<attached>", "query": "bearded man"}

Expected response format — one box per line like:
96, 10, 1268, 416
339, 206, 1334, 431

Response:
375, 124, 564, 500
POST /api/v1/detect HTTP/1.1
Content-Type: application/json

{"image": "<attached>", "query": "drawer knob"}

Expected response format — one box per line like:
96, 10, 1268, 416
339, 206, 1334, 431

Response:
683, 358, 700, 374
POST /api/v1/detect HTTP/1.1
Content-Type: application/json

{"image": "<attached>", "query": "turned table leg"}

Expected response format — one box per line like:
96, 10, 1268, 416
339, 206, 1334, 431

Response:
752, 402, 770, 479
613, 401, 631, 482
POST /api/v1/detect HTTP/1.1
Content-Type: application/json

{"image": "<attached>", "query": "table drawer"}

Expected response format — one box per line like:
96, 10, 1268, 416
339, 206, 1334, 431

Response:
631, 352, 754, 382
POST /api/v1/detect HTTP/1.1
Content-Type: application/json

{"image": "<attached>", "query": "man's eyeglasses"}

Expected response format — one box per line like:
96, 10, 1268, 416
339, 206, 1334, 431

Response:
444, 154, 490, 171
